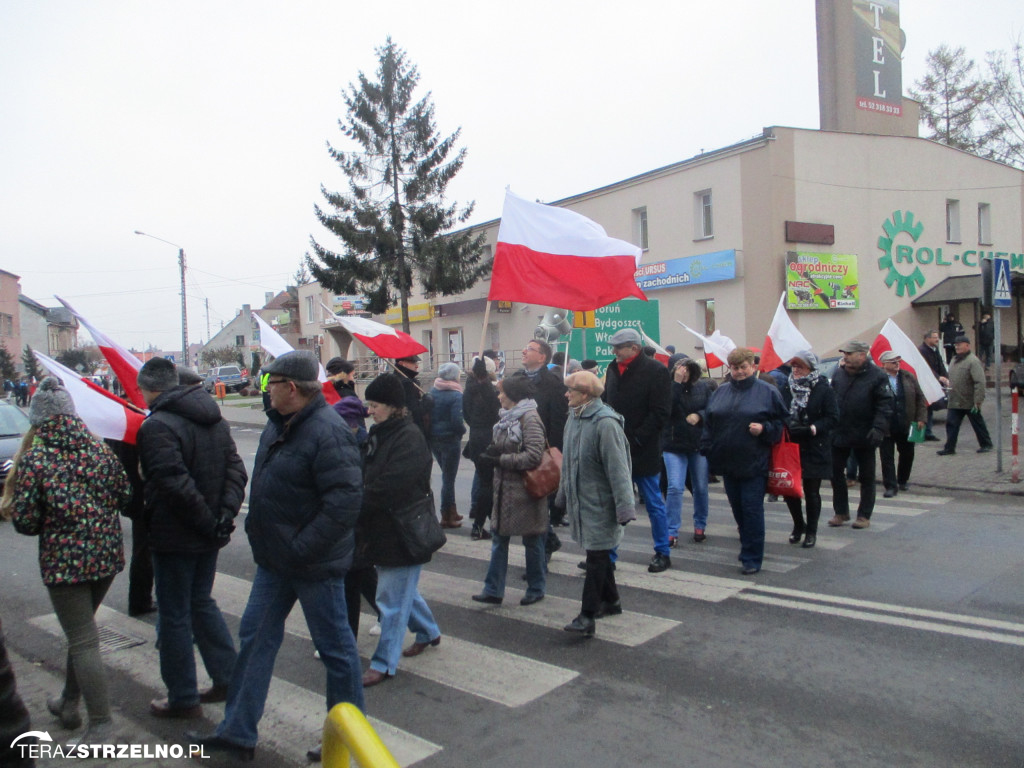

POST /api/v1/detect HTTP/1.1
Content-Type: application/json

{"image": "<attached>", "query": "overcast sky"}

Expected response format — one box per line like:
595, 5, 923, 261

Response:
1, 1, 1020, 353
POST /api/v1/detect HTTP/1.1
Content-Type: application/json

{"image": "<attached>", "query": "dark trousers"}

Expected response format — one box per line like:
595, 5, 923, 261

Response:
0, 616, 34, 767
470, 459, 493, 528
344, 565, 380, 638
581, 550, 619, 617
784, 477, 822, 535
723, 475, 767, 569
880, 435, 915, 489
128, 516, 154, 614
944, 408, 993, 452
831, 444, 877, 519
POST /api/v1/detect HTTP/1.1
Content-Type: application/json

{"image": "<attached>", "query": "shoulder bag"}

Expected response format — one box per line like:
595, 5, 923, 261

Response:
389, 492, 446, 563
523, 445, 563, 499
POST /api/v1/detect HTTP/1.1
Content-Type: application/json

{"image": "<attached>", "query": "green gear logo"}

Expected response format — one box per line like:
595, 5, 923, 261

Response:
877, 210, 926, 297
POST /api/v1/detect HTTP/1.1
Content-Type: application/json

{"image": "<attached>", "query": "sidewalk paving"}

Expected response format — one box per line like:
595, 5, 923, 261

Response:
217, 386, 1024, 498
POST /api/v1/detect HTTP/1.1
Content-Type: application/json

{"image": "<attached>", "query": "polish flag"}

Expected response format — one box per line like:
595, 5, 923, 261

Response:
251, 312, 339, 404
639, 329, 671, 366
677, 323, 736, 369
488, 190, 646, 311
759, 293, 812, 373
56, 297, 146, 409
870, 319, 945, 404
320, 305, 428, 360
34, 352, 146, 443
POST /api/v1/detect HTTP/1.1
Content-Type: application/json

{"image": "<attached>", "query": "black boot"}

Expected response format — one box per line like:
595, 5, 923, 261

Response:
564, 614, 596, 637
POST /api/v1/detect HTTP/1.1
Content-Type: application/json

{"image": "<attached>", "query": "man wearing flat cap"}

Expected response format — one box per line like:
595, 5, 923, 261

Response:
828, 340, 893, 529
938, 336, 993, 456
394, 355, 433, 442
878, 351, 927, 497
602, 326, 672, 572
193, 351, 364, 760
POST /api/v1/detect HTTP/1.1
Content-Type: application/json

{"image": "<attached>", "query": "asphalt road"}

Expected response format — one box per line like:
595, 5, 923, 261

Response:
2, 423, 1023, 767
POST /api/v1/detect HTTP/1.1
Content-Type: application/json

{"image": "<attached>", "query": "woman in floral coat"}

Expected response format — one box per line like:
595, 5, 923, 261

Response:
1, 377, 130, 744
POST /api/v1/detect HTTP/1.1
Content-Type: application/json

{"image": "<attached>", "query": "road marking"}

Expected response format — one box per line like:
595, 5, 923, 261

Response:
417, 570, 679, 647
441, 538, 748, 602
29, 606, 442, 766
212, 572, 578, 707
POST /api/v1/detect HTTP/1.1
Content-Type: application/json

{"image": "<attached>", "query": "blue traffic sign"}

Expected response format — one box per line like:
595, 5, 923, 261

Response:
993, 258, 1012, 308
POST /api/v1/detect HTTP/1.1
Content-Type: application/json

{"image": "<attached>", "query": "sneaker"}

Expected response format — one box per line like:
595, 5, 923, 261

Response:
668, 536, 678, 548
851, 517, 871, 529
647, 554, 671, 573
693, 529, 706, 543
827, 514, 850, 527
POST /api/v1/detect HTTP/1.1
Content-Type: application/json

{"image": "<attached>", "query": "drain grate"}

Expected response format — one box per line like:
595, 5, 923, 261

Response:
97, 625, 147, 655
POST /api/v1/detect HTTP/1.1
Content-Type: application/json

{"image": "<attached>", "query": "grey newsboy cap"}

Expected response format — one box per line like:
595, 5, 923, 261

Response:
878, 350, 902, 363
839, 340, 870, 354
137, 357, 179, 392
954, 335, 971, 345
608, 327, 643, 346
263, 351, 319, 381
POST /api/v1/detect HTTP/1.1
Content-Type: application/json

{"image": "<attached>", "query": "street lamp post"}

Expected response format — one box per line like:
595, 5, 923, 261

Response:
134, 230, 189, 368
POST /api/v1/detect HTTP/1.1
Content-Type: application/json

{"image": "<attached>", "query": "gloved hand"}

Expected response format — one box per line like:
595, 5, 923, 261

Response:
788, 424, 811, 440
213, 515, 235, 543
866, 428, 885, 447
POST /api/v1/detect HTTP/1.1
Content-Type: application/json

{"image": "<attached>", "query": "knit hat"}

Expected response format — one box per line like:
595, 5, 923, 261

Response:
325, 357, 347, 375
29, 377, 77, 426
789, 350, 819, 370
177, 367, 203, 385
263, 351, 319, 382
137, 357, 179, 392
437, 362, 461, 382
364, 373, 406, 408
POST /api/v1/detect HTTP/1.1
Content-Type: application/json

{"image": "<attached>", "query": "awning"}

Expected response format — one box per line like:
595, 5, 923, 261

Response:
910, 275, 981, 306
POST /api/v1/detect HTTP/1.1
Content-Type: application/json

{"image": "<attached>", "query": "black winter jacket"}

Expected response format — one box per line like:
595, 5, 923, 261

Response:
246, 393, 363, 579
136, 384, 247, 554
830, 363, 894, 447
603, 353, 671, 476
780, 377, 840, 479
662, 363, 711, 455
358, 415, 434, 567
701, 376, 786, 479
462, 375, 500, 461
512, 367, 568, 450
395, 365, 432, 441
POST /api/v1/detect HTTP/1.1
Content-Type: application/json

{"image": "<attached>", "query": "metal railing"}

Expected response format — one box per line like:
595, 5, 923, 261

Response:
321, 702, 399, 768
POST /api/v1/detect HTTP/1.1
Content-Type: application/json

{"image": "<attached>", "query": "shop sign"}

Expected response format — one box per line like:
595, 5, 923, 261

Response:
384, 302, 432, 325
786, 252, 859, 309
634, 249, 736, 292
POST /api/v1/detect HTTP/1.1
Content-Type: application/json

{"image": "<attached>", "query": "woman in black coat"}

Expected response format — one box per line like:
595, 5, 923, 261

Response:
462, 355, 500, 540
779, 351, 840, 549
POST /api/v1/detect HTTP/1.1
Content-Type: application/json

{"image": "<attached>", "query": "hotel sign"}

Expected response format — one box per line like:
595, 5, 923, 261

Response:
853, 0, 903, 116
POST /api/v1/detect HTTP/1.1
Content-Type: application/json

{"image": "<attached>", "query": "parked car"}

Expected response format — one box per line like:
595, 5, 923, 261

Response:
0, 400, 31, 488
202, 365, 249, 394
818, 355, 842, 382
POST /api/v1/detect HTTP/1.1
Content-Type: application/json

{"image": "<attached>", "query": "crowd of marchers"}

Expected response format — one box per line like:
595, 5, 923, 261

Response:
0, 324, 994, 765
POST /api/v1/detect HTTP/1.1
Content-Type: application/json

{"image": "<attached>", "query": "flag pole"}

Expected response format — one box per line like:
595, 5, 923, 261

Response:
478, 300, 493, 358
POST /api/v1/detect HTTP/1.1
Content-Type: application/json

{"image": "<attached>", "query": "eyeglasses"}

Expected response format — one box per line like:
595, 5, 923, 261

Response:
523, 345, 542, 354
266, 379, 291, 387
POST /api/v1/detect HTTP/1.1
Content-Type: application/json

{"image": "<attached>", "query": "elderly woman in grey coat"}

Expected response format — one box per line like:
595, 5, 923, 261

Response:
472, 375, 548, 607
556, 371, 636, 638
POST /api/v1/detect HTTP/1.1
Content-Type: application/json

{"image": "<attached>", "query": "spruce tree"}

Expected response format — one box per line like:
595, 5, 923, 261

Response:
308, 38, 488, 332
0, 344, 16, 382
22, 345, 41, 381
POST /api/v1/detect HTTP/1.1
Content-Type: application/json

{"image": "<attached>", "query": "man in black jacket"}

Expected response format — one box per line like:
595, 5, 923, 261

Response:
394, 354, 432, 442
603, 328, 673, 572
828, 341, 894, 529
135, 358, 247, 720
192, 351, 364, 762
918, 330, 949, 441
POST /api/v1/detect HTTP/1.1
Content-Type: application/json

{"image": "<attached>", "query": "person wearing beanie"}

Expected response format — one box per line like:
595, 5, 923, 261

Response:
3, 377, 131, 745
358, 372, 441, 688
136, 355, 247, 721
557, 371, 636, 638
779, 351, 839, 549
325, 358, 358, 399
193, 349, 364, 761
463, 357, 500, 540
429, 363, 466, 528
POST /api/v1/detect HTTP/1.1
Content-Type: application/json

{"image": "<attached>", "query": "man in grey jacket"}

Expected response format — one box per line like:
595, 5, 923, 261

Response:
938, 336, 993, 455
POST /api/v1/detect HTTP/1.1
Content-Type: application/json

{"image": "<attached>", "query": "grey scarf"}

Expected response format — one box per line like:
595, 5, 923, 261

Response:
493, 398, 538, 446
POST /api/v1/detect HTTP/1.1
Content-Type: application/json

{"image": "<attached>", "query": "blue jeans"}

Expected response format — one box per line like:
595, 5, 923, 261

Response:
723, 475, 767, 569
663, 451, 710, 536
152, 551, 237, 708
634, 472, 671, 556
431, 438, 462, 511
482, 534, 546, 600
216, 566, 364, 748
371, 565, 440, 675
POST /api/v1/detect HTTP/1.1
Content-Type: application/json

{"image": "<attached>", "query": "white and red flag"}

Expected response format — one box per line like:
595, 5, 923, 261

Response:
759, 293, 812, 373
640, 329, 671, 366
34, 352, 146, 443
677, 323, 736, 369
488, 190, 646, 310
320, 305, 428, 360
56, 297, 146, 409
251, 312, 339, 404
870, 319, 945, 404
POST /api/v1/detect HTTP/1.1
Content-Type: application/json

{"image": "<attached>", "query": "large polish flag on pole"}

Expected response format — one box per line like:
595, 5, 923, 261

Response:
677, 322, 736, 369
35, 352, 146, 443
251, 312, 339, 404
870, 319, 945, 404
320, 303, 428, 359
56, 297, 146, 409
488, 190, 646, 310
759, 293, 812, 373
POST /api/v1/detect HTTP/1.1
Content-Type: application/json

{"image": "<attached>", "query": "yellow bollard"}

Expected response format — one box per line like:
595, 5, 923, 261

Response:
322, 702, 400, 768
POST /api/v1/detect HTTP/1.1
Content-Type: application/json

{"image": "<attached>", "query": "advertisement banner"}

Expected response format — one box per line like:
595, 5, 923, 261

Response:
634, 249, 736, 292
853, 0, 902, 116
786, 252, 859, 309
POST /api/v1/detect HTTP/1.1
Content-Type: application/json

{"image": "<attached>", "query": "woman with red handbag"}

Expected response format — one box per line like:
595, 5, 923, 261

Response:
779, 351, 839, 549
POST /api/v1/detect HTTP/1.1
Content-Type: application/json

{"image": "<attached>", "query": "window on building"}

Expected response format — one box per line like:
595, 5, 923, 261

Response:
235, 335, 245, 347
633, 207, 649, 250
0, 313, 12, 337
695, 190, 713, 239
305, 295, 314, 323
946, 199, 961, 243
978, 203, 992, 245
700, 299, 716, 335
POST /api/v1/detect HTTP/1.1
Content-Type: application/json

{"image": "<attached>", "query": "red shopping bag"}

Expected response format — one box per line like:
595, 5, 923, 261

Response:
767, 428, 803, 498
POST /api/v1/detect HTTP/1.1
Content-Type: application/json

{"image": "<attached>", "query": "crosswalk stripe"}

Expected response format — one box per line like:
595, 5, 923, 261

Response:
28, 606, 443, 766
706, 485, 951, 506
212, 573, 577, 708
440, 537, 748, 602
416, 570, 679, 647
